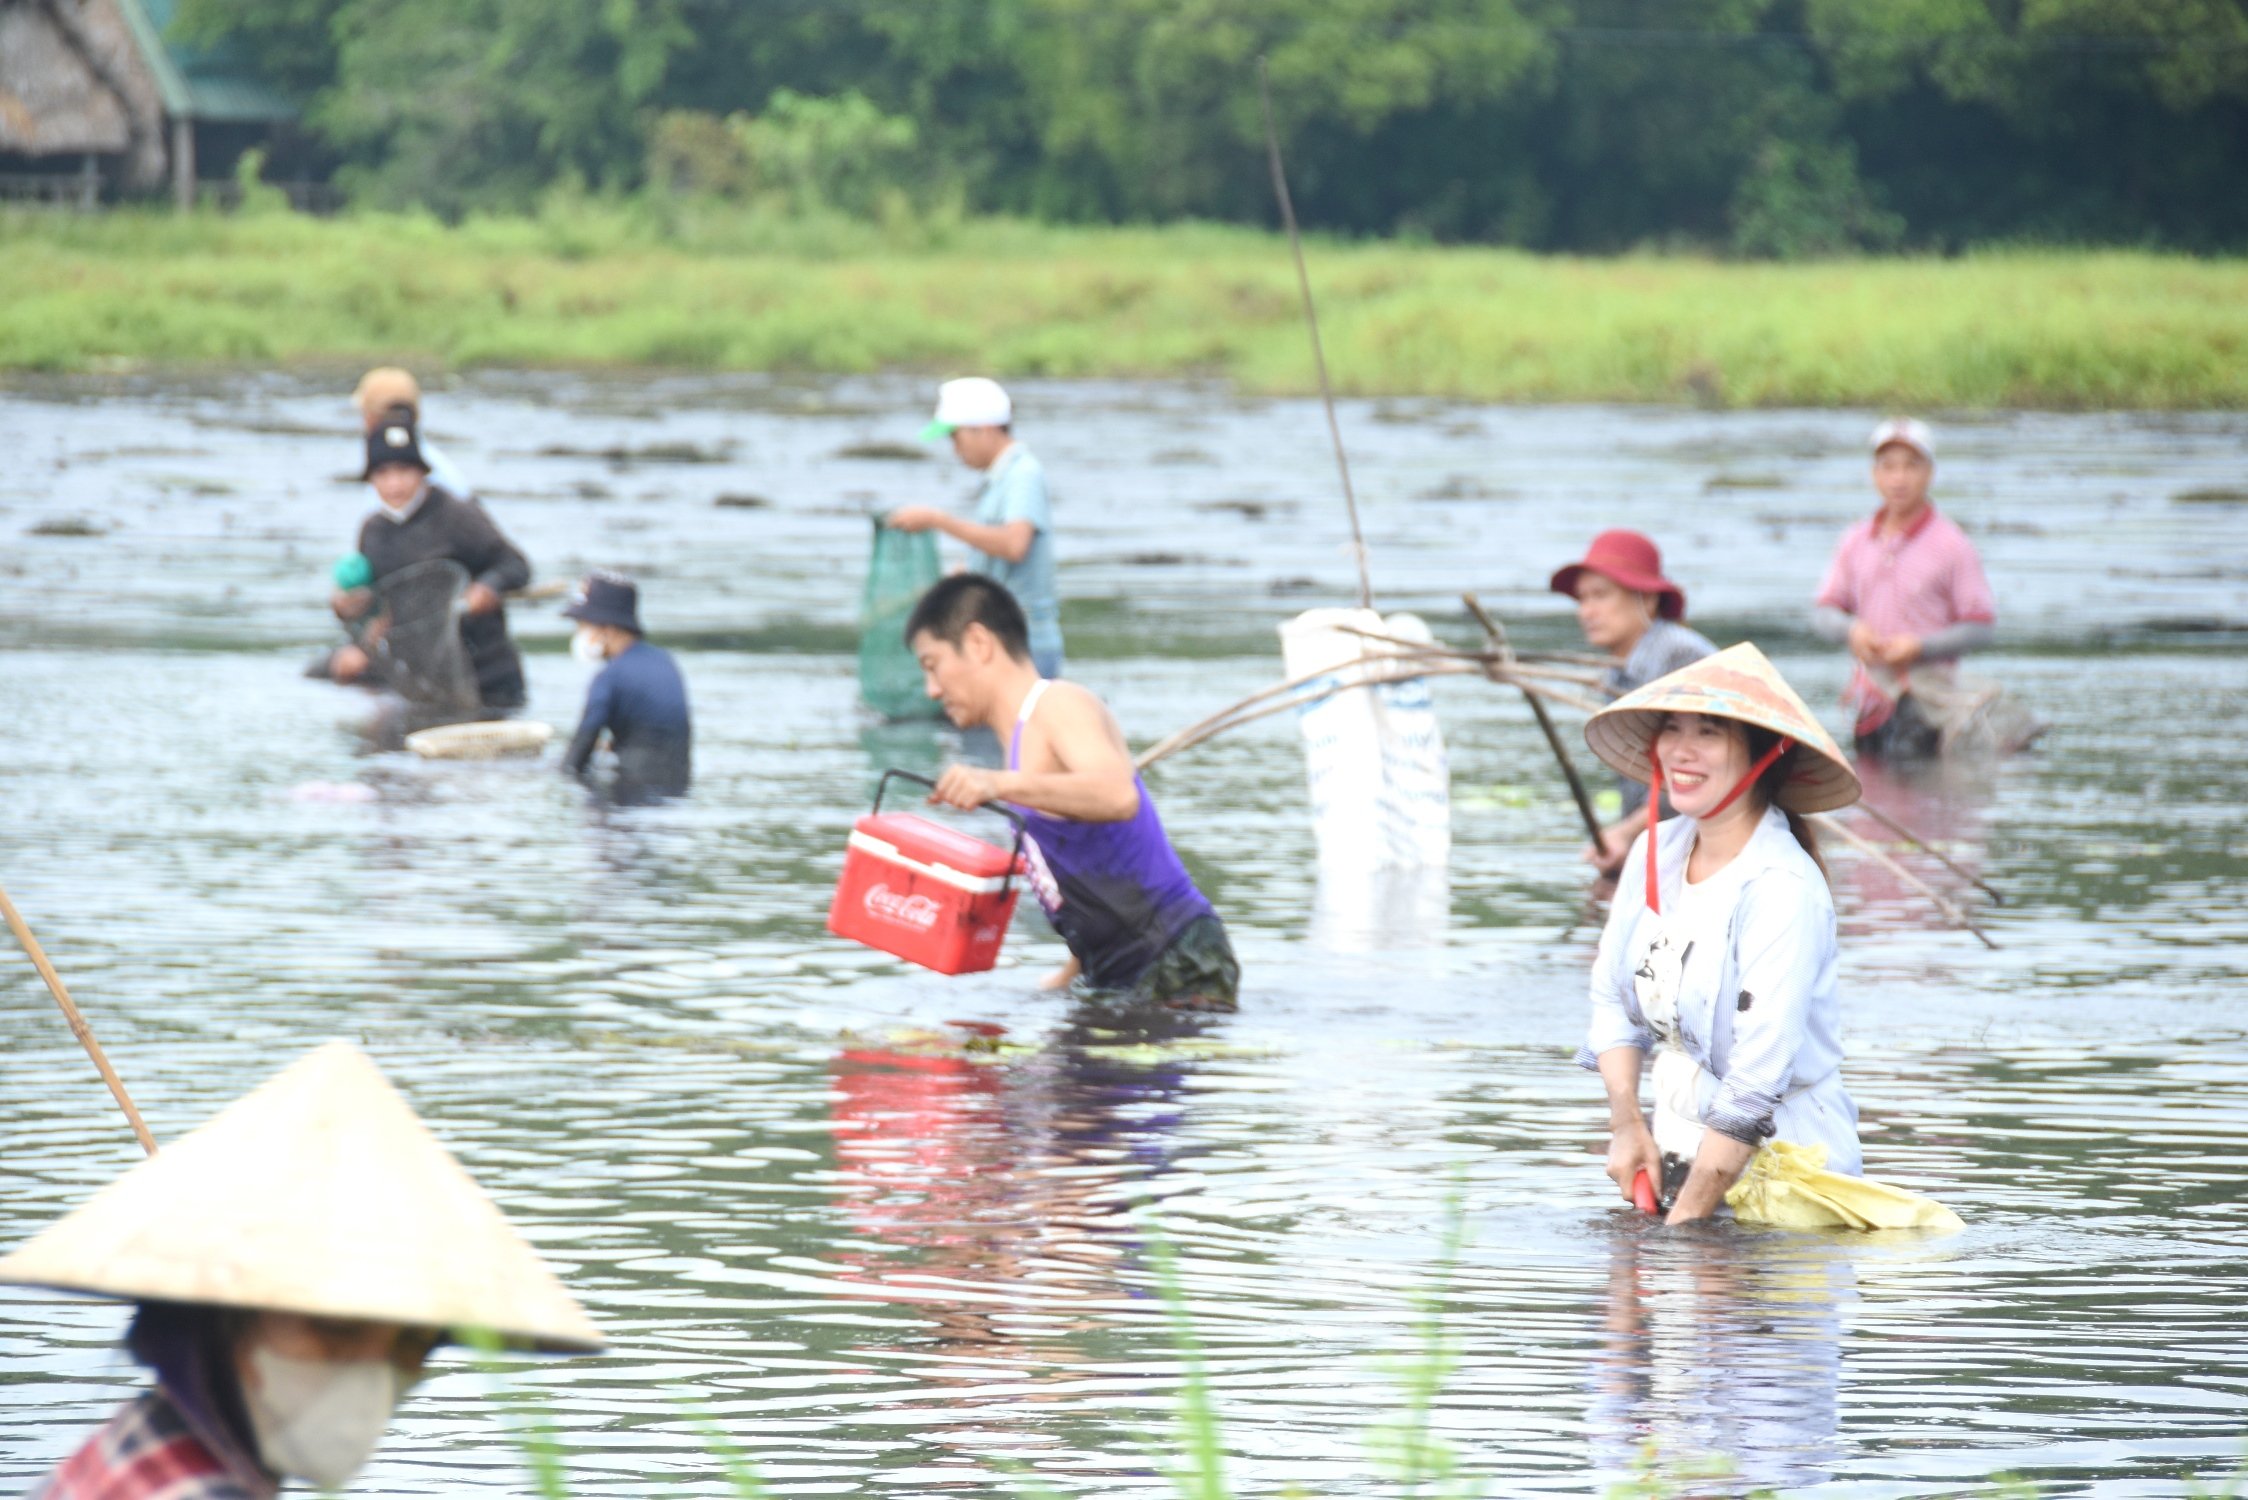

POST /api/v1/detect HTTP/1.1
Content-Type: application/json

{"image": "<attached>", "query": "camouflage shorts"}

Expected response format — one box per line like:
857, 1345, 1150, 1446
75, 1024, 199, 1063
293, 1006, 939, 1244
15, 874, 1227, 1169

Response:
1130, 915, 1241, 1012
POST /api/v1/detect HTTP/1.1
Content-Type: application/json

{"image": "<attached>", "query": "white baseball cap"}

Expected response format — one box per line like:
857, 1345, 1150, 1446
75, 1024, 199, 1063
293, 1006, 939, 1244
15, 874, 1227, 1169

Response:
919, 377, 1012, 441
1868, 416, 1934, 461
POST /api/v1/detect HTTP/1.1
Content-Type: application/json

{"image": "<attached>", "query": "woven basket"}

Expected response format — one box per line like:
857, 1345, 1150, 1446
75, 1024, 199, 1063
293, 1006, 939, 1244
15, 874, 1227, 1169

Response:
404, 720, 554, 761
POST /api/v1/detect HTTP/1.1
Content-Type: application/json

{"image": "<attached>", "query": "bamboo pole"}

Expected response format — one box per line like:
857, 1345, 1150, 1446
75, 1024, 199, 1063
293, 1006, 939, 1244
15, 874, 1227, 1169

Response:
1137, 661, 1489, 770
1329, 624, 1606, 686
1461, 593, 1608, 848
1848, 800, 2005, 907
1812, 814, 1999, 950
0, 884, 157, 1154
1258, 58, 1371, 611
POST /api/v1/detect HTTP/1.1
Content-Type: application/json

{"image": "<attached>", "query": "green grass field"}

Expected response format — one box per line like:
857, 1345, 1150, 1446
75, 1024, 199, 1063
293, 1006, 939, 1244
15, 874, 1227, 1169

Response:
5, 201, 2244, 408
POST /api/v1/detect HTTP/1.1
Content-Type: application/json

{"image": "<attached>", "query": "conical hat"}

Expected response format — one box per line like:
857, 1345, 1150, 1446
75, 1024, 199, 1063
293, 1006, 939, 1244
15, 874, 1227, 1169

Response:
1584, 642, 1859, 813
0, 1043, 602, 1352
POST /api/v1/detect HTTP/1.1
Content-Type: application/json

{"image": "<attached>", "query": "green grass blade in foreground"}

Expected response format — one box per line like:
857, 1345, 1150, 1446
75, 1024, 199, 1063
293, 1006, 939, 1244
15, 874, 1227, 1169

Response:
1365, 1180, 1477, 1499
460, 1326, 572, 1500
1142, 1221, 1230, 1500
678, 1397, 778, 1498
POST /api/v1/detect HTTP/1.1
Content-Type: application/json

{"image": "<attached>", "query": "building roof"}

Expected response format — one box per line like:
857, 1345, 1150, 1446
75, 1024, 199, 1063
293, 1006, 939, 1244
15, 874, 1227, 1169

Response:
116, 0, 296, 123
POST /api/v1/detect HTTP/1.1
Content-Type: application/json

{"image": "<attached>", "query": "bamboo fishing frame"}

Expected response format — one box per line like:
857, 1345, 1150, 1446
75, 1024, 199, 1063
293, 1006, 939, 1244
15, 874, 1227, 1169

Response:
0, 883, 157, 1154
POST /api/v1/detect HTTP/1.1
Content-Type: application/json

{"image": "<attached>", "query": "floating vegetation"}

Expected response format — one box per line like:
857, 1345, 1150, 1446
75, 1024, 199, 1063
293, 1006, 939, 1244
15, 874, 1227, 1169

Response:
1703, 473, 1787, 490
535, 440, 736, 465
29, 516, 105, 537
2175, 486, 2248, 505
713, 492, 772, 508
834, 440, 927, 462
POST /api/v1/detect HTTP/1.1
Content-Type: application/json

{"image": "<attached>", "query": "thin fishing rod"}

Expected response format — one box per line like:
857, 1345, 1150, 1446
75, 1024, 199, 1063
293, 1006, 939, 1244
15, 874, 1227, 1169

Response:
0, 883, 157, 1154
1257, 56, 1373, 612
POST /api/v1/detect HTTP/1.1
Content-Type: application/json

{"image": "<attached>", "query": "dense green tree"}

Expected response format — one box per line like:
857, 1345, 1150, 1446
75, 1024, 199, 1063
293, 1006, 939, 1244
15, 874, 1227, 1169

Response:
171, 0, 2248, 251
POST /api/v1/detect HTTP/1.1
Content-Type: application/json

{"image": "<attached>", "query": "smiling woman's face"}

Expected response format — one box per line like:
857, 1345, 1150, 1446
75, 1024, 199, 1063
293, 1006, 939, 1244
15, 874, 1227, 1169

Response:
1653, 711, 1751, 820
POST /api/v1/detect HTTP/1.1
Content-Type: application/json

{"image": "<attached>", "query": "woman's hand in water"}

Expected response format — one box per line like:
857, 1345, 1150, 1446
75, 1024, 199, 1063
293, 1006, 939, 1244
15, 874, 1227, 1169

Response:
1663, 1131, 1755, 1225
1605, 1118, 1661, 1204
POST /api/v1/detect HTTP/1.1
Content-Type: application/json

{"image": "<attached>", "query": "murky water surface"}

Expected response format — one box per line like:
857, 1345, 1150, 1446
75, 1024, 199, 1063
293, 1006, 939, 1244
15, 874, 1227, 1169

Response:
2, 373, 2245, 1496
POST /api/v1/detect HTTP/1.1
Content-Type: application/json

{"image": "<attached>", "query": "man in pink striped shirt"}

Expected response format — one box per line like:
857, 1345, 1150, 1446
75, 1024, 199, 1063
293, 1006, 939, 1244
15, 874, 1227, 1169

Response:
1812, 418, 1996, 758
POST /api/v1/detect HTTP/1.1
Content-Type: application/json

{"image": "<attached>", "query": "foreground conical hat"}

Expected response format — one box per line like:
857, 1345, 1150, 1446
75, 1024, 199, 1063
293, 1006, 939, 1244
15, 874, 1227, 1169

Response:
0, 1042, 602, 1352
1585, 642, 1860, 813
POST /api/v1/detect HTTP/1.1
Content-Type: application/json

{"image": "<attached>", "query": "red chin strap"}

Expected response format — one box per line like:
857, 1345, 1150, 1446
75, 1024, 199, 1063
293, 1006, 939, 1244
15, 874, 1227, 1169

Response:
1643, 735, 1794, 915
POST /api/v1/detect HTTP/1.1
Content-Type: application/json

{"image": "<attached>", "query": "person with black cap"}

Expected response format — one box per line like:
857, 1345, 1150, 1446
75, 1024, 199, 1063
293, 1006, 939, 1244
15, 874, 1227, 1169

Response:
562, 571, 692, 800
330, 418, 532, 708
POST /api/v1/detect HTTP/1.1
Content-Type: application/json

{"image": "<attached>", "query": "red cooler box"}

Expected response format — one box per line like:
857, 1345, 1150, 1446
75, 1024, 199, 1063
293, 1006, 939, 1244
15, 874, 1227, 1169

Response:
828, 771, 1027, 975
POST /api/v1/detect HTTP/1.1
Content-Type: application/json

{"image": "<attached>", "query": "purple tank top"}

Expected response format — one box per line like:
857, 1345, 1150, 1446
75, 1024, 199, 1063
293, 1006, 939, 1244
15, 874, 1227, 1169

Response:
1007, 681, 1213, 991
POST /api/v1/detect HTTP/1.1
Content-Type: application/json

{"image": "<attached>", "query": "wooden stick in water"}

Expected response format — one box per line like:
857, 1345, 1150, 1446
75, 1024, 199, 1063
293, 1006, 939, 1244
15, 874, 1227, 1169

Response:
1812, 814, 2000, 950
0, 883, 157, 1155
1461, 593, 1608, 848
1849, 800, 2005, 906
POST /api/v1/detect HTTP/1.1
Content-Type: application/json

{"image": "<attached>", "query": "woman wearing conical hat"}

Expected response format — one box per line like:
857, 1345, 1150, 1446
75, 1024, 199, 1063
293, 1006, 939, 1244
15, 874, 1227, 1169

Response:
1580, 644, 1916, 1227
1, 1043, 602, 1497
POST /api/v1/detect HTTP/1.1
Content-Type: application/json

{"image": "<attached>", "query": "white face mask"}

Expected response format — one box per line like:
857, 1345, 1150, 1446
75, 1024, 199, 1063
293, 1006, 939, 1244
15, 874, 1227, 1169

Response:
242, 1346, 405, 1489
571, 628, 608, 665
369, 482, 428, 524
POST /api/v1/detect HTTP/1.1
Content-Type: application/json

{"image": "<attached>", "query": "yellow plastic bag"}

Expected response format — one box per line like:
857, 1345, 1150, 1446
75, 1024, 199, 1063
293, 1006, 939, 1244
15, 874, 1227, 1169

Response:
1726, 1140, 1962, 1232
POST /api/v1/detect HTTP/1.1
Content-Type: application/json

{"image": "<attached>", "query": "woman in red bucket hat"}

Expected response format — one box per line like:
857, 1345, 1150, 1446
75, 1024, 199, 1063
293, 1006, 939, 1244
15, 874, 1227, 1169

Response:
1550, 530, 1715, 874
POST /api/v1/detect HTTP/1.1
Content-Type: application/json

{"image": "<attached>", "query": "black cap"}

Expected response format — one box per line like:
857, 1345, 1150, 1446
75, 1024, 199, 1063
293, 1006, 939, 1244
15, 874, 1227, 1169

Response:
561, 571, 642, 633
362, 418, 429, 479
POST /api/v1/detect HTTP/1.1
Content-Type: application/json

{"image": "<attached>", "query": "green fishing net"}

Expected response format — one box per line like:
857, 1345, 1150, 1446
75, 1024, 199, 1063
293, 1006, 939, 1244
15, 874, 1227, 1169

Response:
858, 518, 943, 719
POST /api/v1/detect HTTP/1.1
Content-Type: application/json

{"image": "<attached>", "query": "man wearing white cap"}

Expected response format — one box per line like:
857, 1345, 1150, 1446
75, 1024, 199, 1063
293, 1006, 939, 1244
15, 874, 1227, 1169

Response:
1810, 418, 1996, 758
4, 1043, 602, 1497
885, 377, 1065, 678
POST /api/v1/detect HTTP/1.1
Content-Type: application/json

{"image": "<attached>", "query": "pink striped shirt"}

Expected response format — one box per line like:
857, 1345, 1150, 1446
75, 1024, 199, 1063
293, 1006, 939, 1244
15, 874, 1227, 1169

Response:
1816, 505, 1995, 731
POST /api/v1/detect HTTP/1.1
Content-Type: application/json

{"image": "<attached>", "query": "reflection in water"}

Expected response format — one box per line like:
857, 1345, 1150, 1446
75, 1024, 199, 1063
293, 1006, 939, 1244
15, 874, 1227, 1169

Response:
1309, 860, 1450, 953
828, 1004, 1203, 1360
1845, 758, 1997, 927
1588, 1225, 1850, 1493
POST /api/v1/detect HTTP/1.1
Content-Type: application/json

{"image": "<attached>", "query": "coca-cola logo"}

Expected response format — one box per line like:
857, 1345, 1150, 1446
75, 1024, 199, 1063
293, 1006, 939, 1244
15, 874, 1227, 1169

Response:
864, 882, 941, 930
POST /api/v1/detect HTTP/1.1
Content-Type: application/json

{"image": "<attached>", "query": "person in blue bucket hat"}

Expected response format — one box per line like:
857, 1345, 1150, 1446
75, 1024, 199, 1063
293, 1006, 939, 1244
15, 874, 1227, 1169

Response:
562, 571, 692, 801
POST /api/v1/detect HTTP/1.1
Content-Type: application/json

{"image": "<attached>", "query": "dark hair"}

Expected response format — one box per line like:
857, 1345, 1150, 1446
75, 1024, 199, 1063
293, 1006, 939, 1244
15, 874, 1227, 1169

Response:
903, 574, 1031, 662
1743, 723, 1827, 881
127, 1302, 259, 1463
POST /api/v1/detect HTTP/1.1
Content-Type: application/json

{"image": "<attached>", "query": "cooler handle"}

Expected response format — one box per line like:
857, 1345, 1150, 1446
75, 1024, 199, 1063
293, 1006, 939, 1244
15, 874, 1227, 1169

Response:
871, 769, 1030, 895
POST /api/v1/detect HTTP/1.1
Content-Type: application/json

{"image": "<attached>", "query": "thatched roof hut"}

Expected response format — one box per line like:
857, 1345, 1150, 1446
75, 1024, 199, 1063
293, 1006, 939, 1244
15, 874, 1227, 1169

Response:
0, 0, 294, 205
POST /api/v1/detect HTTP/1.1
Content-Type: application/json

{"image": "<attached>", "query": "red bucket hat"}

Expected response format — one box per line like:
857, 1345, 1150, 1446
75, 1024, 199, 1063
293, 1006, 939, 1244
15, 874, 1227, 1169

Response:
1548, 530, 1686, 621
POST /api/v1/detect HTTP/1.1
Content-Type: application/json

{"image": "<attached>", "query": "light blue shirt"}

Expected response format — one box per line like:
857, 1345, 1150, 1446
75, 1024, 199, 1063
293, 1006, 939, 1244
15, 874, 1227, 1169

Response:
967, 444, 1062, 669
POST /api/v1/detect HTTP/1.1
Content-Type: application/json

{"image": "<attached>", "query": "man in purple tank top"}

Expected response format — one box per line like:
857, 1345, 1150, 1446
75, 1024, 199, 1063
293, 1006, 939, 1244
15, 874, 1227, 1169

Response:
907, 576, 1239, 1011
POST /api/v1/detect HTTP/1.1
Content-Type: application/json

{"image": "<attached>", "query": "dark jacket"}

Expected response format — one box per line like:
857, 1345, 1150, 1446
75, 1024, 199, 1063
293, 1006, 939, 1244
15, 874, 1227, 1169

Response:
565, 640, 692, 798
357, 487, 531, 708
